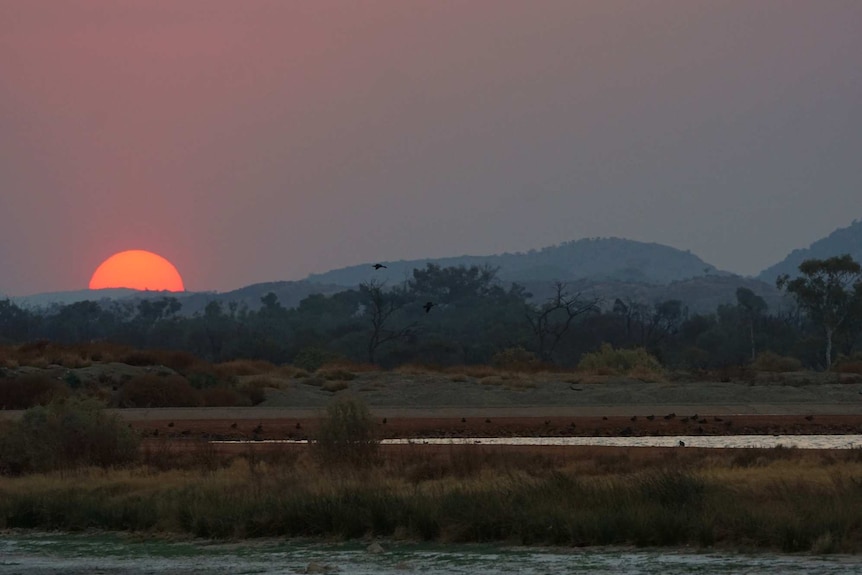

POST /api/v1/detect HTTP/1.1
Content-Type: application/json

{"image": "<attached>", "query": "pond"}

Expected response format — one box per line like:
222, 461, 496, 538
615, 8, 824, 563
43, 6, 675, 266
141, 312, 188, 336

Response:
1, 533, 861, 575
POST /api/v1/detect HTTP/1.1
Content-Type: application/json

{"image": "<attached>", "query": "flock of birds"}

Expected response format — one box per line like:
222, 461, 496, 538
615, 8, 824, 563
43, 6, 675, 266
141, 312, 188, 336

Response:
372, 263, 435, 313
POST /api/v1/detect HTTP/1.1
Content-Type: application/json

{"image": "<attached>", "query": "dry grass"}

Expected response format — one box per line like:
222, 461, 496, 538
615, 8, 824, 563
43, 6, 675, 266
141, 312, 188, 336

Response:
214, 359, 279, 378
394, 363, 446, 375
3, 445, 862, 550
321, 380, 350, 393
317, 367, 357, 381
321, 360, 379, 373
451, 364, 503, 379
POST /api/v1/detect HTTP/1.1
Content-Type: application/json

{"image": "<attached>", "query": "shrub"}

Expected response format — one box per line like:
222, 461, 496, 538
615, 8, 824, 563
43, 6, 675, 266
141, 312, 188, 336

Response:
116, 374, 202, 407
318, 368, 357, 381
158, 350, 202, 373
321, 380, 350, 393
238, 379, 268, 405
752, 351, 803, 373
120, 351, 160, 366
0, 398, 140, 475
0, 375, 69, 409
491, 347, 543, 372
214, 359, 278, 377
186, 370, 223, 390
313, 397, 378, 467
578, 344, 663, 377
200, 386, 250, 407
293, 347, 339, 372
833, 353, 862, 374
449, 364, 499, 379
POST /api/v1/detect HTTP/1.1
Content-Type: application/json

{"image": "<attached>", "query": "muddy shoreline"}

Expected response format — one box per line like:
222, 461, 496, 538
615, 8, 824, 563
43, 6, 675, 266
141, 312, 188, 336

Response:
127, 412, 862, 443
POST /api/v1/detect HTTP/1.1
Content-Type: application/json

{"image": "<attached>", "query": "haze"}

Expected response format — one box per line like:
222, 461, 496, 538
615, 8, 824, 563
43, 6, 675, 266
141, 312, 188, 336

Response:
2, 1, 860, 296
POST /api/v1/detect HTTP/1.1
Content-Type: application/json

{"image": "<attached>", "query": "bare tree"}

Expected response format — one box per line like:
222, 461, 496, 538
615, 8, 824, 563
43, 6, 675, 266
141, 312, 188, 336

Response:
526, 282, 600, 362
361, 280, 416, 364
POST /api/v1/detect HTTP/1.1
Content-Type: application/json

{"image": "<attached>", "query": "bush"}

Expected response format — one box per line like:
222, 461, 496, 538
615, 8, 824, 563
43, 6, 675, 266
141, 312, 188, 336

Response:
578, 344, 663, 377
116, 374, 202, 407
0, 375, 69, 409
752, 351, 803, 373
318, 368, 357, 381
0, 398, 140, 475
833, 353, 862, 374
214, 359, 278, 377
200, 386, 250, 407
158, 350, 202, 373
313, 397, 378, 467
292, 347, 339, 372
238, 379, 268, 405
491, 347, 543, 372
120, 350, 160, 366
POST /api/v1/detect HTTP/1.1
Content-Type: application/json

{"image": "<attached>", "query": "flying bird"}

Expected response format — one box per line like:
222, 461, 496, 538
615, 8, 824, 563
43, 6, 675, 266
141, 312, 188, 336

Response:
423, 301, 436, 313
373, 263, 387, 270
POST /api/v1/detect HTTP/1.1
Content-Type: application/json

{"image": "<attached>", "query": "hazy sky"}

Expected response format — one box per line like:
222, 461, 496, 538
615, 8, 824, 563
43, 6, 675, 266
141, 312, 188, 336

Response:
2, 1, 861, 296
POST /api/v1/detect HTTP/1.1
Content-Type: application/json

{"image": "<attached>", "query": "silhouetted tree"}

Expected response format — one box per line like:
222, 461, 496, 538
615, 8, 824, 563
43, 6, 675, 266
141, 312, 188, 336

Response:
360, 280, 415, 364
736, 287, 767, 361
0, 299, 34, 343
777, 254, 862, 370
526, 282, 600, 362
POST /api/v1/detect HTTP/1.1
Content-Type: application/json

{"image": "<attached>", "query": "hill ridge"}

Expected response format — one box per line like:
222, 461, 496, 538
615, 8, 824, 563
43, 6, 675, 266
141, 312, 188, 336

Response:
306, 236, 725, 287
758, 219, 862, 282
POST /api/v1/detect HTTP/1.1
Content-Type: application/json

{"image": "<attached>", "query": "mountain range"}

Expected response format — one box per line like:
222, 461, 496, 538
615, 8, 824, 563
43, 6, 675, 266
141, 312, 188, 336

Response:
757, 219, 862, 283
8, 220, 862, 314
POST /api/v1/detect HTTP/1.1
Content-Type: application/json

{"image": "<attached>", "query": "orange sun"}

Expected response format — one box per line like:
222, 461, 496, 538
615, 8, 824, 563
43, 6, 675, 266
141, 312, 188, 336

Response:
89, 250, 185, 292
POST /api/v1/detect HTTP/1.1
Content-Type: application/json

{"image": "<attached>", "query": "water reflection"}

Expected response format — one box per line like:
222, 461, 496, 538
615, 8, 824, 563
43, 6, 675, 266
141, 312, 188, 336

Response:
2, 536, 862, 575
387, 435, 862, 449
213, 435, 862, 449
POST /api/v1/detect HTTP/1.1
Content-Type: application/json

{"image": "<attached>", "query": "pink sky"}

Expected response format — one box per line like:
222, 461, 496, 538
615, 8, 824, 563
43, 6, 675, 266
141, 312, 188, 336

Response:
2, 1, 861, 295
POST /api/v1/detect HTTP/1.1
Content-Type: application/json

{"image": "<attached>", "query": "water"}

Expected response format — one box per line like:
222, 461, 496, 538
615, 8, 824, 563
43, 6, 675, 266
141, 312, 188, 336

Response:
1, 534, 861, 574
213, 434, 862, 450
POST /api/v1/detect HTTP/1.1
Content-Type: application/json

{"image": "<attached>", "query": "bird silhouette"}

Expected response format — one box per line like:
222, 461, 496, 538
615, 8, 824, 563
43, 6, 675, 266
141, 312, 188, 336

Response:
423, 301, 436, 313
373, 263, 387, 270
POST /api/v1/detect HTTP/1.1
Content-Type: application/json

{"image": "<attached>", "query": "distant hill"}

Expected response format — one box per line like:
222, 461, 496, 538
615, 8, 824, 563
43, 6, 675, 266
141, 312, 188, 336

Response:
758, 220, 862, 283
12, 288, 145, 309
168, 281, 345, 315
11, 236, 787, 318
11, 281, 345, 315
306, 237, 725, 287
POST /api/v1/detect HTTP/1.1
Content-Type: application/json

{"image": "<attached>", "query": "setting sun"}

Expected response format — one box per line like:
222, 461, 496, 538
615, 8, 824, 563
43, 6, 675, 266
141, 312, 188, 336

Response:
89, 250, 185, 292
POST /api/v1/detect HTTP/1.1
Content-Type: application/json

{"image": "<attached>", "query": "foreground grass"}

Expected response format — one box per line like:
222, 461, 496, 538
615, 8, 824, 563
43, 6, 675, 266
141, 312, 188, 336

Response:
2, 446, 862, 553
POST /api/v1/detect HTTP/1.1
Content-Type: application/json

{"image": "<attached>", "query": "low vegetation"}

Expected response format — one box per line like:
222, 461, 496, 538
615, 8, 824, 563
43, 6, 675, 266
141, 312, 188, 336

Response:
2, 256, 862, 372
577, 343, 664, 380
0, 398, 861, 552
1, 424, 861, 551
312, 396, 378, 467
0, 302, 857, 552
0, 398, 139, 475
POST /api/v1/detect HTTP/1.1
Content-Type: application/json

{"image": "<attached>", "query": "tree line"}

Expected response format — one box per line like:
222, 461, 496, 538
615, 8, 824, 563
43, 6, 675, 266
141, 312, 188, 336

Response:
2, 257, 861, 371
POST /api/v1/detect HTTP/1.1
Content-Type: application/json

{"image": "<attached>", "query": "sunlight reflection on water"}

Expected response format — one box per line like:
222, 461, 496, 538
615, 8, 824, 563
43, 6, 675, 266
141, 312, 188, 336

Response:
213, 435, 862, 449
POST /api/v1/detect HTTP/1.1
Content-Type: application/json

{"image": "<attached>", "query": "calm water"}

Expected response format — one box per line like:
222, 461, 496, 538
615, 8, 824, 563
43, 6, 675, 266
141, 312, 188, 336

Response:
214, 434, 862, 449
1, 534, 861, 575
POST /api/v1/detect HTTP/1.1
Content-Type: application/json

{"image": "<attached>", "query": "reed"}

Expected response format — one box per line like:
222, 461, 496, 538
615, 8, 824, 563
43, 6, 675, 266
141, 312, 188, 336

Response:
2, 446, 862, 552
